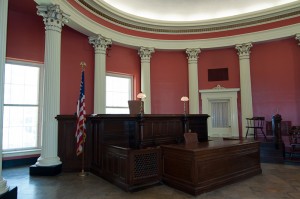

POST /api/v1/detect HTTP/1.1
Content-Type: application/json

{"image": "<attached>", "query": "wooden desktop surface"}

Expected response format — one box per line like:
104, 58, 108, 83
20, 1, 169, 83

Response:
161, 139, 262, 195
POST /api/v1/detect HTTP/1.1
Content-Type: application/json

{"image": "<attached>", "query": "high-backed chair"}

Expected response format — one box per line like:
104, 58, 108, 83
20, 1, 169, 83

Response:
283, 126, 300, 159
184, 132, 198, 145
246, 117, 267, 141
128, 100, 143, 114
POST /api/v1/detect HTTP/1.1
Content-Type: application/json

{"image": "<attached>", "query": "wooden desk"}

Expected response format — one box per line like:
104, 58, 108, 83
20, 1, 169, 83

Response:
161, 139, 262, 195
56, 114, 209, 190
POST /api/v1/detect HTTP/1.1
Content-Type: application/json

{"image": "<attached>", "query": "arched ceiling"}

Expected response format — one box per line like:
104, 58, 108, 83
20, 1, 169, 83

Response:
98, 0, 298, 22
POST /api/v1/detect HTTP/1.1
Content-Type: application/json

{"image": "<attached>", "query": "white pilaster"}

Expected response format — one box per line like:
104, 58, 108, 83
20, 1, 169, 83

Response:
35, 4, 69, 166
236, 43, 253, 137
88, 35, 112, 114
186, 48, 200, 114
0, 0, 9, 194
138, 47, 154, 114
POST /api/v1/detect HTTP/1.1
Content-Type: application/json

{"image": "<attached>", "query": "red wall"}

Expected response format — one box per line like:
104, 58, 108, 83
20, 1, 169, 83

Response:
6, 0, 300, 129
151, 51, 188, 114
6, 0, 44, 62
198, 47, 240, 113
60, 26, 94, 114
106, 45, 141, 98
251, 38, 300, 125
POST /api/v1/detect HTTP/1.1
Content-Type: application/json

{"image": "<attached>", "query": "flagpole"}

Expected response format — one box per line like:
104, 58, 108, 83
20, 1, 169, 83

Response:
78, 61, 88, 177
78, 142, 88, 177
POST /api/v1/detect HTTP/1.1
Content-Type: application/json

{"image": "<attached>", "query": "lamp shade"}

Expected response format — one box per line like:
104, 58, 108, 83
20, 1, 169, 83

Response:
181, 96, 189, 102
137, 92, 146, 99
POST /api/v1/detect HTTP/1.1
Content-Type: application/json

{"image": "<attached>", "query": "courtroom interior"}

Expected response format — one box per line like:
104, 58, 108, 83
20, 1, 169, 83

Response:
0, 0, 300, 198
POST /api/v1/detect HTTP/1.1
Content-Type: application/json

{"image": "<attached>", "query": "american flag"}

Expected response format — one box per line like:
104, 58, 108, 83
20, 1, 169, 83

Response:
75, 70, 86, 156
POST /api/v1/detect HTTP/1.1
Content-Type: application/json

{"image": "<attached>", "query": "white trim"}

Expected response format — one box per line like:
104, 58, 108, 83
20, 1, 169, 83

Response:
37, 0, 300, 50
90, 1, 300, 27
4, 60, 44, 153
3, 149, 41, 158
200, 88, 240, 137
199, 88, 240, 93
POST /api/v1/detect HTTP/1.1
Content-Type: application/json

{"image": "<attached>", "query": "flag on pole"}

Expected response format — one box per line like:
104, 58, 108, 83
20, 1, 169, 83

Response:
75, 70, 86, 156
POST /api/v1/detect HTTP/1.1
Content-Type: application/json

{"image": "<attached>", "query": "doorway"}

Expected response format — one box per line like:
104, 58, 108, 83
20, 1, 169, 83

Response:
200, 86, 240, 138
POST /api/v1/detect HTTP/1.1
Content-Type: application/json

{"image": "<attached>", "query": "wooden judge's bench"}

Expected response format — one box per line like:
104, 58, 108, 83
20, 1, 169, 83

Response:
56, 114, 261, 195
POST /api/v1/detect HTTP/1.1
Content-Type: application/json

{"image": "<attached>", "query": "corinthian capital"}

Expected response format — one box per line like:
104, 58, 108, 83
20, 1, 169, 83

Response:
37, 4, 69, 32
138, 47, 155, 62
186, 48, 201, 62
89, 35, 112, 54
235, 43, 253, 58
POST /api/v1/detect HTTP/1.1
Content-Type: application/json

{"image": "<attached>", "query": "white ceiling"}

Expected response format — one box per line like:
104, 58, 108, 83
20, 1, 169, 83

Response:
97, 0, 298, 22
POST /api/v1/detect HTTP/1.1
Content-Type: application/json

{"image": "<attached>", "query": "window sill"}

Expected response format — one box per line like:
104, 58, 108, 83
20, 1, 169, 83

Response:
3, 149, 41, 160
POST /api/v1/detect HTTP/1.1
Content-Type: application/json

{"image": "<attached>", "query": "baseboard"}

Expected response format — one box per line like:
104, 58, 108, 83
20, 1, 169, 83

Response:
29, 164, 62, 176
2, 157, 38, 169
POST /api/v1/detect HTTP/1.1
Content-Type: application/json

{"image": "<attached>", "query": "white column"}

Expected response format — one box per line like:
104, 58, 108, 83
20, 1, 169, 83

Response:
88, 35, 112, 114
138, 47, 154, 114
186, 48, 200, 114
236, 43, 253, 136
0, 0, 9, 194
35, 5, 69, 167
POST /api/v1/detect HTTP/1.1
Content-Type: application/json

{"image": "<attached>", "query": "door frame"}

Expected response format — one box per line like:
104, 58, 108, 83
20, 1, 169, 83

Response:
199, 86, 240, 137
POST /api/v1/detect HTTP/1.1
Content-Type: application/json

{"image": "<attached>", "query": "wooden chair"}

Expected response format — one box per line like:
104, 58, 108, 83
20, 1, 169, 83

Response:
246, 117, 267, 141
287, 126, 300, 159
128, 100, 143, 114
184, 132, 198, 145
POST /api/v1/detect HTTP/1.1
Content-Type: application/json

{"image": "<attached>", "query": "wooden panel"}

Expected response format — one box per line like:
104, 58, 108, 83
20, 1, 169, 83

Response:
161, 140, 262, 196
266, 121, 291, 136
56, 115, 91, 172
100, 145, 161, 191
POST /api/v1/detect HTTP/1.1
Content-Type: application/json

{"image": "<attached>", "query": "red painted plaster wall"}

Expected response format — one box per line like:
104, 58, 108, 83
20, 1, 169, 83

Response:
7, 0, 300, 129
106, 45, 141, 98
60, 26, 94, 114
6, 0, 44, 62
251, 38, 300, 125
198, 47, 240, 111
151, 51, 188, 114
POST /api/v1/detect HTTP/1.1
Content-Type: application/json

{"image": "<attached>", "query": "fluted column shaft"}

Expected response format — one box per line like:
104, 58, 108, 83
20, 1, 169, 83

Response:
36, 5, 69, 166
138, 47, 154, 114
0, 0, 9, 194
236, 43, 253, 136
89, 35, 112, 114
186, 48, 200, 114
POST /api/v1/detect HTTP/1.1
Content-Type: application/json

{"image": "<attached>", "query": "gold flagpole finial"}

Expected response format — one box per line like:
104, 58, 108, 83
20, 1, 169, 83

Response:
80, 62, 86, 70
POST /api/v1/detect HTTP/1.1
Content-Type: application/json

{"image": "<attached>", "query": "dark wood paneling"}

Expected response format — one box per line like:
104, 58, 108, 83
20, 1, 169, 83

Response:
266, 121, 291, 136
56, 115, 91, 172
161, 140, 262, 196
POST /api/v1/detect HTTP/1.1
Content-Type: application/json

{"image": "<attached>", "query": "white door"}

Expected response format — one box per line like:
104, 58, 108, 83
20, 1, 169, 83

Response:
208, 99, 231, 137
200, 87, 240, 138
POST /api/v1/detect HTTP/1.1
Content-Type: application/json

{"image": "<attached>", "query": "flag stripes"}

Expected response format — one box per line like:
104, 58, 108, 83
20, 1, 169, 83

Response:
75, 71, 86, 156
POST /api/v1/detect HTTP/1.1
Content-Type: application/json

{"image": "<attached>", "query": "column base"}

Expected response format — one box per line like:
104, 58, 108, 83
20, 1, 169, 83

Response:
0, 186, 17, 199
29, 164, 62, 176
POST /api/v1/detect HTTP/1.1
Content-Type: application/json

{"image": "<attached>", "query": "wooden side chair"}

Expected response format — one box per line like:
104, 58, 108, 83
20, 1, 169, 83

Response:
184, 132, 198, 145
246, 117, 267, 141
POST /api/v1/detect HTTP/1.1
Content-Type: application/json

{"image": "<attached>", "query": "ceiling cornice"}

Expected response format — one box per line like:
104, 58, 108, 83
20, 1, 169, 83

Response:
35, 0, 300, 50
77, 0, 300, 34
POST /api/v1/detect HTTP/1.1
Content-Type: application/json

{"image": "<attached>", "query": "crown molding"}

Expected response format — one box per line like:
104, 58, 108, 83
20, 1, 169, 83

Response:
76, 0, 300, 33
36, 0, 300, 50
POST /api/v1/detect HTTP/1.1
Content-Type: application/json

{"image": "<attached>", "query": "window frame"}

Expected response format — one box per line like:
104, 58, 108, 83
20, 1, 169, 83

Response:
2, 60, 44, 156
106, 73, 133, 114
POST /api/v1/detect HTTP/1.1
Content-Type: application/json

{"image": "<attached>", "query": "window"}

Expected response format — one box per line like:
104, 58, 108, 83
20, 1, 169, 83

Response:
3, 62, 42, 151
106, 74, 133, 114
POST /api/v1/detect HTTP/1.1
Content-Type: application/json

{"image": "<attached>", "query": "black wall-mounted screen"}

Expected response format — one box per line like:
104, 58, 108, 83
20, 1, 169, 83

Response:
208, 68, 229, 81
